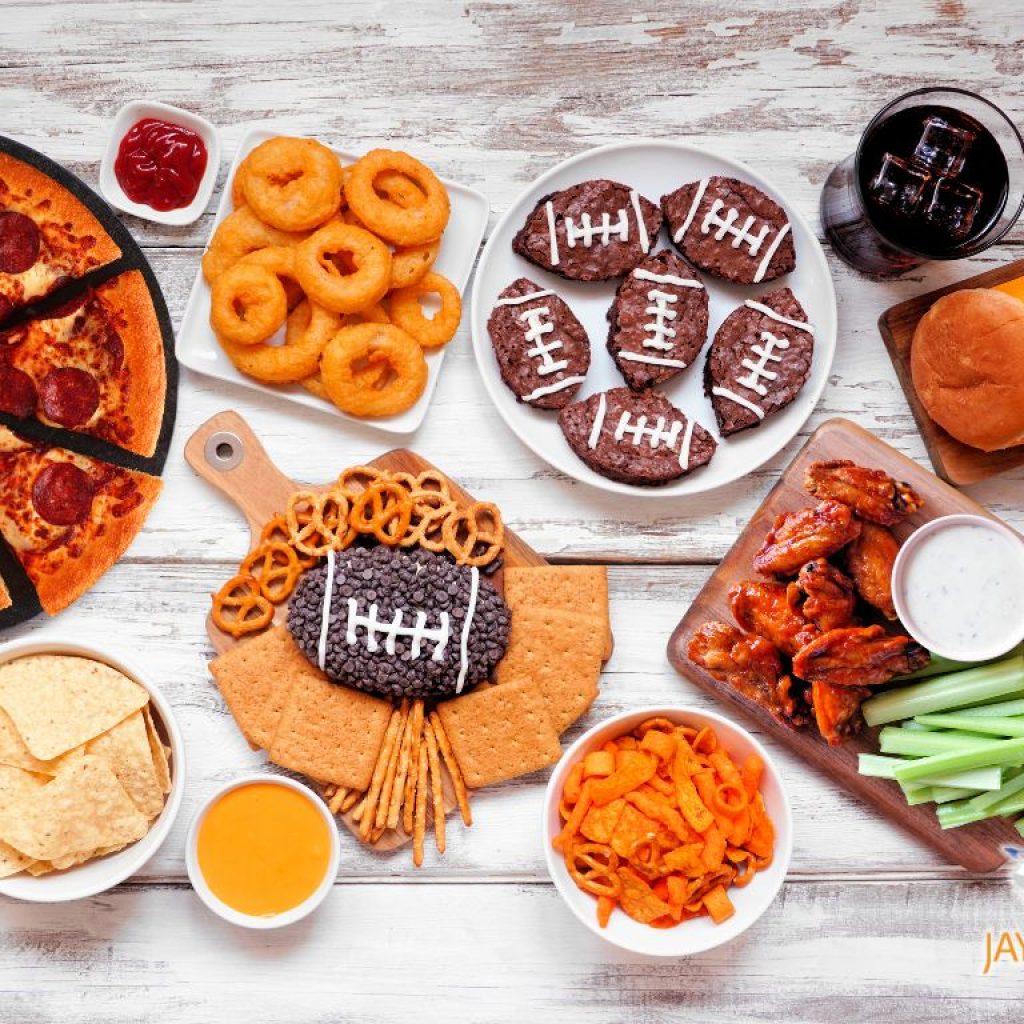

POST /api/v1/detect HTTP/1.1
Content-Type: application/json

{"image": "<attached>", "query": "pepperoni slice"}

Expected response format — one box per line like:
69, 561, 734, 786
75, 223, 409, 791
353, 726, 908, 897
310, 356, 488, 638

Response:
0, 211, 41, 274
32, 462, 96, 526
0, 364, 37, 417
38, 367, 100, 427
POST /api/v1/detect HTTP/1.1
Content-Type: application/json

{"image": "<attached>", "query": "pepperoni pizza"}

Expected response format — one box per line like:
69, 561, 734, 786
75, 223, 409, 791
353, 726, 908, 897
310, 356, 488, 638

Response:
0, 573, 9, 612
0, 152, 122, 322
0, 270, 166, 456
0, 426, 162, 614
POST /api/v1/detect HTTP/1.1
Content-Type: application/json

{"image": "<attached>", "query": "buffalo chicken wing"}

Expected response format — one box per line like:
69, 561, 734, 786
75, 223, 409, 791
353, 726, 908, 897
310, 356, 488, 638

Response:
846, 521, 900, 620
804, 459, 923, 526
811, 680, 870, 747
792, 624, 929, 687
795, 558, 858, 631
728, 579, 820, 656
753, 500, 862, 577
688, 621, 806, 727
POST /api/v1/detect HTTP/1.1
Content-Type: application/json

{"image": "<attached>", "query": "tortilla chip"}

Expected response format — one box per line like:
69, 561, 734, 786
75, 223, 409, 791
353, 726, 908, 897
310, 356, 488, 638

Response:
580, 798, 626, 845
0, 754, 149, 862
86, 711, 165, 819
617, 867, 673, 924
609, 802, 661, 860
0, 655, 148, 760
142, 707, 172, 795
0, 838, 34, 878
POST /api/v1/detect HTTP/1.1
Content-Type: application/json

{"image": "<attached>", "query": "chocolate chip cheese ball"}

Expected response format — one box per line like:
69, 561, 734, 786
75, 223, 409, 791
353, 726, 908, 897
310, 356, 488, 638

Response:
287, 545, 511, 700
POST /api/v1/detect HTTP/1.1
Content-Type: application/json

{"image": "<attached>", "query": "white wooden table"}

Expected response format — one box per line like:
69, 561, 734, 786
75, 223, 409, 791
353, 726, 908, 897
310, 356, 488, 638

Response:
2, 2, 1023, 1019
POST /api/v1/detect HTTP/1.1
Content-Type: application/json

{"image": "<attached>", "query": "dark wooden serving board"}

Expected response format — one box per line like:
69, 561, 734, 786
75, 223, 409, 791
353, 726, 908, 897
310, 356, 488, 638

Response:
667, 417, 1021, 873
185, 410, 547, 851
878, 257, 1024, 486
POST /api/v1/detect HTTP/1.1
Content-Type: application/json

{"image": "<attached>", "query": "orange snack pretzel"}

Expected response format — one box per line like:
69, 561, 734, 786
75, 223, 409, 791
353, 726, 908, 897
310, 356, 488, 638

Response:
212, 574, 274, 637
350, 480, 413, 546
240, 541, 303, 604
442, 501, 504, 566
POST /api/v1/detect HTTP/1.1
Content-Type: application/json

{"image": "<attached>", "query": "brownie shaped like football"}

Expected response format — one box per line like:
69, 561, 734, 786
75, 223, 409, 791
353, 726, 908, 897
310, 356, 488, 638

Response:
512, 179, 663, 282
287, 545, 511, 700
487, 277, 590, 409
661, 175, 795, 285
704, 287, 815, 437
559, 386, 716, 486
606, 251, 708, 391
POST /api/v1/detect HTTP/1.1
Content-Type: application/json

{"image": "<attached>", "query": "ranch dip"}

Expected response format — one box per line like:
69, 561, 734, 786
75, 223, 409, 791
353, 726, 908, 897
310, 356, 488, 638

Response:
895, 517, 1024, 661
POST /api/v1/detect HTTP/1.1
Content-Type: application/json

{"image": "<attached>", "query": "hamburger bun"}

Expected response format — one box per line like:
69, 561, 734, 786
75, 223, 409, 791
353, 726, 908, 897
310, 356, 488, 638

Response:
911, 288, 1024, 452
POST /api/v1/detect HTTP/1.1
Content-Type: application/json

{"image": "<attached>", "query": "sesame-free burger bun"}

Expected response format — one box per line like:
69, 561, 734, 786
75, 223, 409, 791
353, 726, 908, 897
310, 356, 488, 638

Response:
911, 288, 1024, 452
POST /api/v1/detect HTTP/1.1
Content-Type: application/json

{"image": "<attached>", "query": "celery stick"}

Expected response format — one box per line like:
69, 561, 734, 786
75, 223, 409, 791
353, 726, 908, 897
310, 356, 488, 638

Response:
862, 656, 1024, 727
937, 788, 1024, 829
894, 737, 1024, 784
967, 770, 1024, 813
954, 695, 1024, 718
878, 728, 998, 758
931, 785, 979, 803
900, 784, 935, 806
899, 720, 935, 732
858, 754, 902, 779
916, 714, 1024, 738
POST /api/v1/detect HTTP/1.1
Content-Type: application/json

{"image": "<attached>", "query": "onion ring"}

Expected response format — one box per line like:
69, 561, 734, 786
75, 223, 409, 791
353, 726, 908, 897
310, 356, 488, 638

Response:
231, 151, 253, 208
210, 262, 288, 346
320, 323, 427, 417
342, 207, 439, 290
386, 271, 461, 349
201, 207, 307, 283
294, 222, 392, 314
222, 299, 341, 384
345, 149, 450, 245
242, 136, 343, 231
237, 245, 304, 309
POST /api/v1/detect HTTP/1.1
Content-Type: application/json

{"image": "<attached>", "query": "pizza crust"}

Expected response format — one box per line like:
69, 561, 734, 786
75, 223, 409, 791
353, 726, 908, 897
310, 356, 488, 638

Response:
95, 271, 167, 457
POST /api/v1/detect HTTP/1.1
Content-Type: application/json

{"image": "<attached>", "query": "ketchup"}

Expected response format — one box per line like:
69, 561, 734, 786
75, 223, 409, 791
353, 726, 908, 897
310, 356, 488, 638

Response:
114, 117, 208, 211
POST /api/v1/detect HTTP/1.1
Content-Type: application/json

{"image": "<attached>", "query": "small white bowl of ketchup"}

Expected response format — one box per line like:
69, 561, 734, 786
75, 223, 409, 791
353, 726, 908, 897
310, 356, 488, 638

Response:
100, 100, 219, 226
186, 774, 339, 929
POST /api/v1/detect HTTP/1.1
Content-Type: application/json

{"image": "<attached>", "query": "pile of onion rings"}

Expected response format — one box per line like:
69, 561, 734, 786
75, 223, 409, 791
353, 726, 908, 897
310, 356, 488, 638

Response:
203, 136, 461, 418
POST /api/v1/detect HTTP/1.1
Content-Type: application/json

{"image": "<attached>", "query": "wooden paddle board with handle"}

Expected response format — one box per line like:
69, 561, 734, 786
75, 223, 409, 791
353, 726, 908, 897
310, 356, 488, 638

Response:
186, 409, 548, 851
667, 418, 1021, 873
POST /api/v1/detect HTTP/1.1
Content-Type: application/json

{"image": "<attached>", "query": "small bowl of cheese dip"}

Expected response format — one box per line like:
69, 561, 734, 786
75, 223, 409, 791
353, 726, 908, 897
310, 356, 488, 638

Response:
892, 514, 1024, 663
186, 775, 339, 929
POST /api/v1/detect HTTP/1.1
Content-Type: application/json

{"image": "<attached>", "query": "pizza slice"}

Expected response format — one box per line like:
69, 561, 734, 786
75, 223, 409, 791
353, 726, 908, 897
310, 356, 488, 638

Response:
0, 572, 10, 612
0, 426, 161, 615
0, 152, 121, 323
0, 271, 166, 456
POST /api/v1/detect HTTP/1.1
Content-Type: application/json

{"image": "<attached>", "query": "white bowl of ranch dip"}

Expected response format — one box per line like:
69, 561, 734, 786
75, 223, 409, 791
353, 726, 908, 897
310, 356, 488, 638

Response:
892, 514, 1024, 663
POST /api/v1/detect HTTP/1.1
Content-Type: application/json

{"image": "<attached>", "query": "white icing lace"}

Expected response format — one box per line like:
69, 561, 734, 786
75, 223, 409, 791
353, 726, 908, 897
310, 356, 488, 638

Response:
345, 599, 451, 662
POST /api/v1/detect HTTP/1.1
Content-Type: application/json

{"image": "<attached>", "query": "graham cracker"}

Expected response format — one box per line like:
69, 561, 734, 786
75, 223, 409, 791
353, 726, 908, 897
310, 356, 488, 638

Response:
436, 678, 562, 789
208, 627, 303, 750
268, 660, 392, 792
493, 605, 603, 733
503, 566, 612, 660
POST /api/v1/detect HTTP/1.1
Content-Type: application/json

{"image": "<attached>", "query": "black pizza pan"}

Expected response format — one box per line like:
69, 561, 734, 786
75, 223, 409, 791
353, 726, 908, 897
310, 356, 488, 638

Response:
0, 133, 179, 631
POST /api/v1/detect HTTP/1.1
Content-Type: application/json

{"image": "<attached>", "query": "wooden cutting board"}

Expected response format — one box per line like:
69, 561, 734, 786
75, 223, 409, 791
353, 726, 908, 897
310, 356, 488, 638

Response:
185, 410, 547, 851
667, 417, 1021, 873
878, 257, 1024, 486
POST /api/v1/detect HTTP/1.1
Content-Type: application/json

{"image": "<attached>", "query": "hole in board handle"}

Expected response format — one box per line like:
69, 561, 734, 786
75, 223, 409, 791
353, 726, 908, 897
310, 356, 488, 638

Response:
205, 431, 244, 472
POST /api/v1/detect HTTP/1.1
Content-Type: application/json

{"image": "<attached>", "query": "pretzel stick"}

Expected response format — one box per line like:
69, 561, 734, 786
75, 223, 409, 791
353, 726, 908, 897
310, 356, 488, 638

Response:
388, 699, 419, 830
340, 789, 361, 814
425, 722, 446, 855
361, 706, 402, 841
328, 787, 348, 815
403, 703, 425, 835
375, 699, 410, 830
413, 739, 428, 867
430, 712, 472, 827
323, 783, 337, 801
351, 795, 368, 823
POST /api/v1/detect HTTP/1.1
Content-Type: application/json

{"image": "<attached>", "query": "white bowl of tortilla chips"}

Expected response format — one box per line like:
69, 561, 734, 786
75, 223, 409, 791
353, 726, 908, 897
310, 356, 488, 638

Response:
0, 636, 184, 902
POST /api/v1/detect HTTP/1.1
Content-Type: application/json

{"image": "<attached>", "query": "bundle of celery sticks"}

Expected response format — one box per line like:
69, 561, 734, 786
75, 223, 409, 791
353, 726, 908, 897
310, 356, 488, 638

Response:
858, 648, 1024, 833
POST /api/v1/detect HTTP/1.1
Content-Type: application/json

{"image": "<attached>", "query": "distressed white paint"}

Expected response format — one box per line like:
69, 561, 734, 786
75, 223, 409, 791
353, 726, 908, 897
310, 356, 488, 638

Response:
1, 0, 1022, 1018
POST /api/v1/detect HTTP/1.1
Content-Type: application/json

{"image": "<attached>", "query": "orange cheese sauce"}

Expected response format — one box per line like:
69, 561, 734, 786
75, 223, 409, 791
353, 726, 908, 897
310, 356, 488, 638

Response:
994, 276, 1024, 303
197, 782, 332, 917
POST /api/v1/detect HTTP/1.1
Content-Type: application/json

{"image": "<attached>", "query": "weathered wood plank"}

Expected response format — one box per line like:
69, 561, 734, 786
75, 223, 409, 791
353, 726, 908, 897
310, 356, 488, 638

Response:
0, 880, 1019, 1023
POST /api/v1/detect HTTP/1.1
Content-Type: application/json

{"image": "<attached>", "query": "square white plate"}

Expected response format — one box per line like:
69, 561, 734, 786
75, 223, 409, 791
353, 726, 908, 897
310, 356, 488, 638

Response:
177, 127, 489, 434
